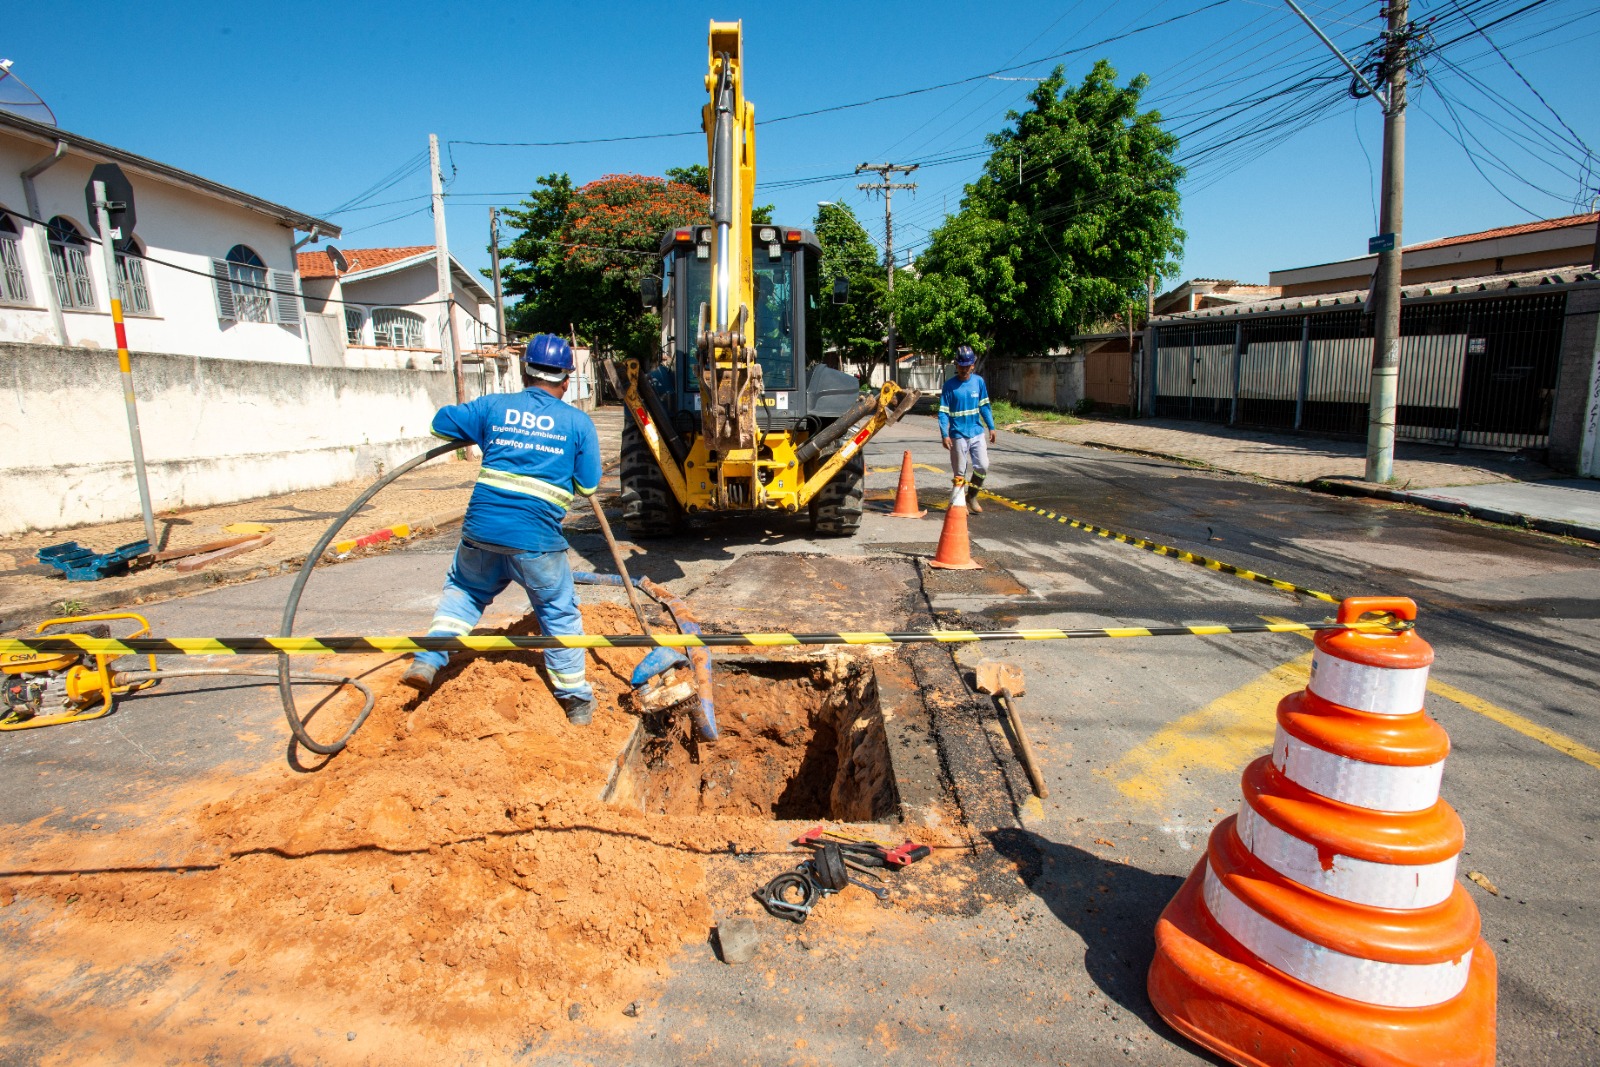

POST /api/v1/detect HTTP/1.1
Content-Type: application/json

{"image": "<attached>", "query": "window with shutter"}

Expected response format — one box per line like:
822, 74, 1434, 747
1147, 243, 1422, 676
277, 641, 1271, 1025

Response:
211, 258, 236, 321
116, 238, 153, 316
47, 217, 96, 310
344, 306, 364, 343
0, 213, 29, 306
225, 245, 271, 323
270, 270, 301, 327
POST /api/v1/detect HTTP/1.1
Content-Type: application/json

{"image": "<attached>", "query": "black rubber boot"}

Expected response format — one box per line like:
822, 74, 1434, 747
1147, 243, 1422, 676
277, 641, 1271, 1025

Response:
559, 694, 595, 725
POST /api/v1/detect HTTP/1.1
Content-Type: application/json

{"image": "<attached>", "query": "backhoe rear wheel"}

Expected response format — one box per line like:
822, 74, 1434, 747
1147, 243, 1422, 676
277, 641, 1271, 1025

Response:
619, 418, 684, 538
808, 450, 865, 537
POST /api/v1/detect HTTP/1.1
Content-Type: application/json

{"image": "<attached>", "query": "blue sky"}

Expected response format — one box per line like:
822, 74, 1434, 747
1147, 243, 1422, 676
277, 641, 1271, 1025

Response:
8, 1, 1598, 290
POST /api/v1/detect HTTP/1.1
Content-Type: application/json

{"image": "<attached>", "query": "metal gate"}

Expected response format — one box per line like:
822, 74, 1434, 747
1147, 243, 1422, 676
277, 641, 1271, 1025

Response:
1151, 292, 1567, 450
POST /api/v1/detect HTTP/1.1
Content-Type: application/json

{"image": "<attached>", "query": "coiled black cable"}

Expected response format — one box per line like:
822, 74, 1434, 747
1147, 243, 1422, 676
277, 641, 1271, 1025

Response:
276, 439, 467, 756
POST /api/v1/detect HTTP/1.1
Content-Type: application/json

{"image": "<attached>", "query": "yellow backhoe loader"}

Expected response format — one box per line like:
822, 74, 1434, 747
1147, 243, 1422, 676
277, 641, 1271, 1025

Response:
605, 20, 918, 537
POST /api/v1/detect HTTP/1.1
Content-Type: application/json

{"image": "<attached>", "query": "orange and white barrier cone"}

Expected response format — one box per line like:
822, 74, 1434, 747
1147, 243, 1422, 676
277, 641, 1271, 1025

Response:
927, 483, 981, 570
887, 450, 927, 518
1148, 596, 1496, 1067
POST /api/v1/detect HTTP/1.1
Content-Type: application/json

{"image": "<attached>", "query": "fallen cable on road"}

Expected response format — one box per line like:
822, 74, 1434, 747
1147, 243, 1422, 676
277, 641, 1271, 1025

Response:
978, 489, 1340, 604
0, 620, 1404, 657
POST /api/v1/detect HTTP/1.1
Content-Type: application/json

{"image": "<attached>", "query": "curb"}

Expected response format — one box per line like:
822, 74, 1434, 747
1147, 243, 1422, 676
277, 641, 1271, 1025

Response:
1309, 479, 1600, 543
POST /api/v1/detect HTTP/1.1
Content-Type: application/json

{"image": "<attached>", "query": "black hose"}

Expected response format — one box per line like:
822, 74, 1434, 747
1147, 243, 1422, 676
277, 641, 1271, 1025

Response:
116, 669, 374, 730
277, 439, 466, 756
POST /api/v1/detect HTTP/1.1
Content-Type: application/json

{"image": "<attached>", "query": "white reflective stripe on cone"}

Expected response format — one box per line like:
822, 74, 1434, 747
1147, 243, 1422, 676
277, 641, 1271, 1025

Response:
1201, 863, 1474, 1008
1308, 651, 1428, 714
1236, 803, 1460, 909
1273, 728, 1444, 813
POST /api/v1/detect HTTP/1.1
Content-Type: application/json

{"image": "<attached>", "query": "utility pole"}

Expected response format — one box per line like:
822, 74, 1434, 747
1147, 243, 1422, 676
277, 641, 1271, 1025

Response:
1284, 0, 1409, 483
429, 133, 464, 403
489, 207, 507, 347
91, 180, 157, 550
857, 162, 918, 376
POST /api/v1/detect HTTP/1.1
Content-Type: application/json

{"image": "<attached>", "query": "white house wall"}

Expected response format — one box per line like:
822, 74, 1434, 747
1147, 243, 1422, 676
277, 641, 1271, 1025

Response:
1, 131, 309, 364
0, 342, 490, 534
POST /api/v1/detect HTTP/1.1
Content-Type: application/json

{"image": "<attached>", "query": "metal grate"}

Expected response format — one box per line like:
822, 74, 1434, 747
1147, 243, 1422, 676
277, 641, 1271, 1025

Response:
1153, 292, 1569, 451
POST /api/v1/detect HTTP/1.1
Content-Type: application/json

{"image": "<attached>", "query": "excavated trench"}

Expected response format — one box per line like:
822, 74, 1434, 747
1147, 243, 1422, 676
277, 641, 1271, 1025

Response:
606, 654, 898, 823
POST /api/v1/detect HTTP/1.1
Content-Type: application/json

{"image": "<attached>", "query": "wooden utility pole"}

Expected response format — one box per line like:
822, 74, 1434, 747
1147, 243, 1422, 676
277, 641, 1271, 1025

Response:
1283, 0, 1409, 483
857, 162, 918, 377
429, 133, 464, 403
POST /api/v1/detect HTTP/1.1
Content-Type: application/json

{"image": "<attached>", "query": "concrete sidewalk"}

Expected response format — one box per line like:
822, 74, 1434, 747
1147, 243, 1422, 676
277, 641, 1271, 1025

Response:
1010, 415, 1599, 542
0, 405, 627, 632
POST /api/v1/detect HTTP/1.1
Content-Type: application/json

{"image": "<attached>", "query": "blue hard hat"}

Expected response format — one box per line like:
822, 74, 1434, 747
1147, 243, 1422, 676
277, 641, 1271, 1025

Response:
524, 333, 575, 375
954, 345, 977, 367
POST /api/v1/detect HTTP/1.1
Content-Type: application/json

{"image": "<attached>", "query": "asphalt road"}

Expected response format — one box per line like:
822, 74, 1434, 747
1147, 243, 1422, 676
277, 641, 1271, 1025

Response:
3, 413, 1596, 1065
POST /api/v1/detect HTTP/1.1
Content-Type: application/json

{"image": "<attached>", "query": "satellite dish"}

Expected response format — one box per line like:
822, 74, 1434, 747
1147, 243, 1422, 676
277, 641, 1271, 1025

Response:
0, 60, 58, 127
325, 246, 349, 272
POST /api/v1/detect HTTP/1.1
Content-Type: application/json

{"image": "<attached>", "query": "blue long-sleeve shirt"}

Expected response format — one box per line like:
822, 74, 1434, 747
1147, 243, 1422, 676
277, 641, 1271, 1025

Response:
938, 374, 995, 439
432, 388, 602, 553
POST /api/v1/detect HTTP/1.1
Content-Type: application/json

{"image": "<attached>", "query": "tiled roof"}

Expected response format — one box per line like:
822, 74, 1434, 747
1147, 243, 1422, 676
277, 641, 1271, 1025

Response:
1406, 212, 1599, 252
297, 245, 435, 278
1151, 267, 1600, 324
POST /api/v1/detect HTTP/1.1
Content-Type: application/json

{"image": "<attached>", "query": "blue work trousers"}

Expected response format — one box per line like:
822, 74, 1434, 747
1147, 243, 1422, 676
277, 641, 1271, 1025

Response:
415, 540, 592, 701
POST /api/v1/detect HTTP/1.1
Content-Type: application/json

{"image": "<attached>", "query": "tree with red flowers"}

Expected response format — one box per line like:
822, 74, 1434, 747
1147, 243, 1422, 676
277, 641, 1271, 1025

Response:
497, 173, 706, 359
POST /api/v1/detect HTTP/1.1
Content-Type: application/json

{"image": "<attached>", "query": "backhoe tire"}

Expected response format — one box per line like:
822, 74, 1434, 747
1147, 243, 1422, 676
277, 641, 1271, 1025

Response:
619, 418, 684, 538
809, 450, 865, 537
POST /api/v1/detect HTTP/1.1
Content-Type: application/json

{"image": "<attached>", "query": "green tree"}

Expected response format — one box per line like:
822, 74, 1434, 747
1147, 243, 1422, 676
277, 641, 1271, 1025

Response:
895, 60, 1183, 358
497, 173, 706, 359
665, 164, 774, 223
813, 202, 887, 375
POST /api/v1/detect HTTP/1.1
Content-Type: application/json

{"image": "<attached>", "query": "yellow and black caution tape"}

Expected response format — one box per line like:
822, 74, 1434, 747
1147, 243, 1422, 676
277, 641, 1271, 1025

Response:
0, 620, 1399, 658
978, 489, 1339, 604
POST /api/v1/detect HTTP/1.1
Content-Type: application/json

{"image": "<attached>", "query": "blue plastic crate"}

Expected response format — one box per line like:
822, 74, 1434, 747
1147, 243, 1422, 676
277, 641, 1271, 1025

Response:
37, 540, 151, 582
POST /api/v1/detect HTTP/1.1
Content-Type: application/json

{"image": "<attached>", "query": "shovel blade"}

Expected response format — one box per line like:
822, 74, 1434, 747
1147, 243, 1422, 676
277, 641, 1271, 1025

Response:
974, 658, 1025, 698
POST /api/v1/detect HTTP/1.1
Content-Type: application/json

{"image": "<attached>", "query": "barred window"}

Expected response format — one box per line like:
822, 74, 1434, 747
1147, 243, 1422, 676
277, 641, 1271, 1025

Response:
48, 216, 96, 310
0, 213, 28, 305
372, 308, 425, 348
344, 306, 364, 343
116, 238, 153, 316
225, 244, 271, 323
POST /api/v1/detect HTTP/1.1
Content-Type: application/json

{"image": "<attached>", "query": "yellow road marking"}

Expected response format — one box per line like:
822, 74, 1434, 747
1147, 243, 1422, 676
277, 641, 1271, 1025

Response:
1261, 615, 1600, 773
1427, 678, 1600, 772
1097, 651, 1312, 806
868, 462, 945, 476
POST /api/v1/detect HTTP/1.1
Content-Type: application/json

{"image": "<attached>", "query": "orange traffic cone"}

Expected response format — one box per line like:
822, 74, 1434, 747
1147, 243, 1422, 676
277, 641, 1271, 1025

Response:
888, 451, 927, 518
927, 485, 981, 569
1148, 596, 1496, 1067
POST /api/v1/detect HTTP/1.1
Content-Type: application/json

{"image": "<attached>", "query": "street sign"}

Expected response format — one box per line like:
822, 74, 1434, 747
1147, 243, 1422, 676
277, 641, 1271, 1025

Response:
85, 163, 136, 242
1368, 232, 1396, 254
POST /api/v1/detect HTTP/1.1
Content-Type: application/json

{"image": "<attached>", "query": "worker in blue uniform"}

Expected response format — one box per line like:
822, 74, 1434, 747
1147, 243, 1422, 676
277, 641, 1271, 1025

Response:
400, 334, 603, 724
937, 345, 997, 513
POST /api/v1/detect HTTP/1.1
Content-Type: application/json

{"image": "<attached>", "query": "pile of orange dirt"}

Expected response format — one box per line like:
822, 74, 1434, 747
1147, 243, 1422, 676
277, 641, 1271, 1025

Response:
0, 603, 969, 1064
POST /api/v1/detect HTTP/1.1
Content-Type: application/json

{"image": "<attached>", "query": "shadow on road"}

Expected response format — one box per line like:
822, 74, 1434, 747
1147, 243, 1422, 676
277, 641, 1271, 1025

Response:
986, 825, 1221, 1059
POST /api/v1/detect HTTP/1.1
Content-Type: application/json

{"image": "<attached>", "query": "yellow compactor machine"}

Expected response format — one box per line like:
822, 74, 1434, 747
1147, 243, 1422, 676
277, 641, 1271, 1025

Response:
606, 21, 918, 537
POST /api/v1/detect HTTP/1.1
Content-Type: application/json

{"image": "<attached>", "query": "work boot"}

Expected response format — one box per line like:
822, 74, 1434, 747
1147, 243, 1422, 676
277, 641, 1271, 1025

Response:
399, 660, 437, 695
968, 495, 983, 513
559, 693, 595, 726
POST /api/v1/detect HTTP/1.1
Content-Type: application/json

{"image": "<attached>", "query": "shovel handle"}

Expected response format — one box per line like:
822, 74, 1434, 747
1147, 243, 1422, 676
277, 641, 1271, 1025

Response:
588, 495, 652, 636
1000, 689, 1049, 800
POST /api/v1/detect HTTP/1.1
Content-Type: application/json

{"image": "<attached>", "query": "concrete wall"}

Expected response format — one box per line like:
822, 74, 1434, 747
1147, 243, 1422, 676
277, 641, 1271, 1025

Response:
986, 353, 1085, 412
0, 342, 485, 534
1, 130, 310, 363
1549, 286, 1600, 476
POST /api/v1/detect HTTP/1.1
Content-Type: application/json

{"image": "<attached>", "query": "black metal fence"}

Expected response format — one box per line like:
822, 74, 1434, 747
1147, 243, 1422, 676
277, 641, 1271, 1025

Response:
1150, 292, 1568, 450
